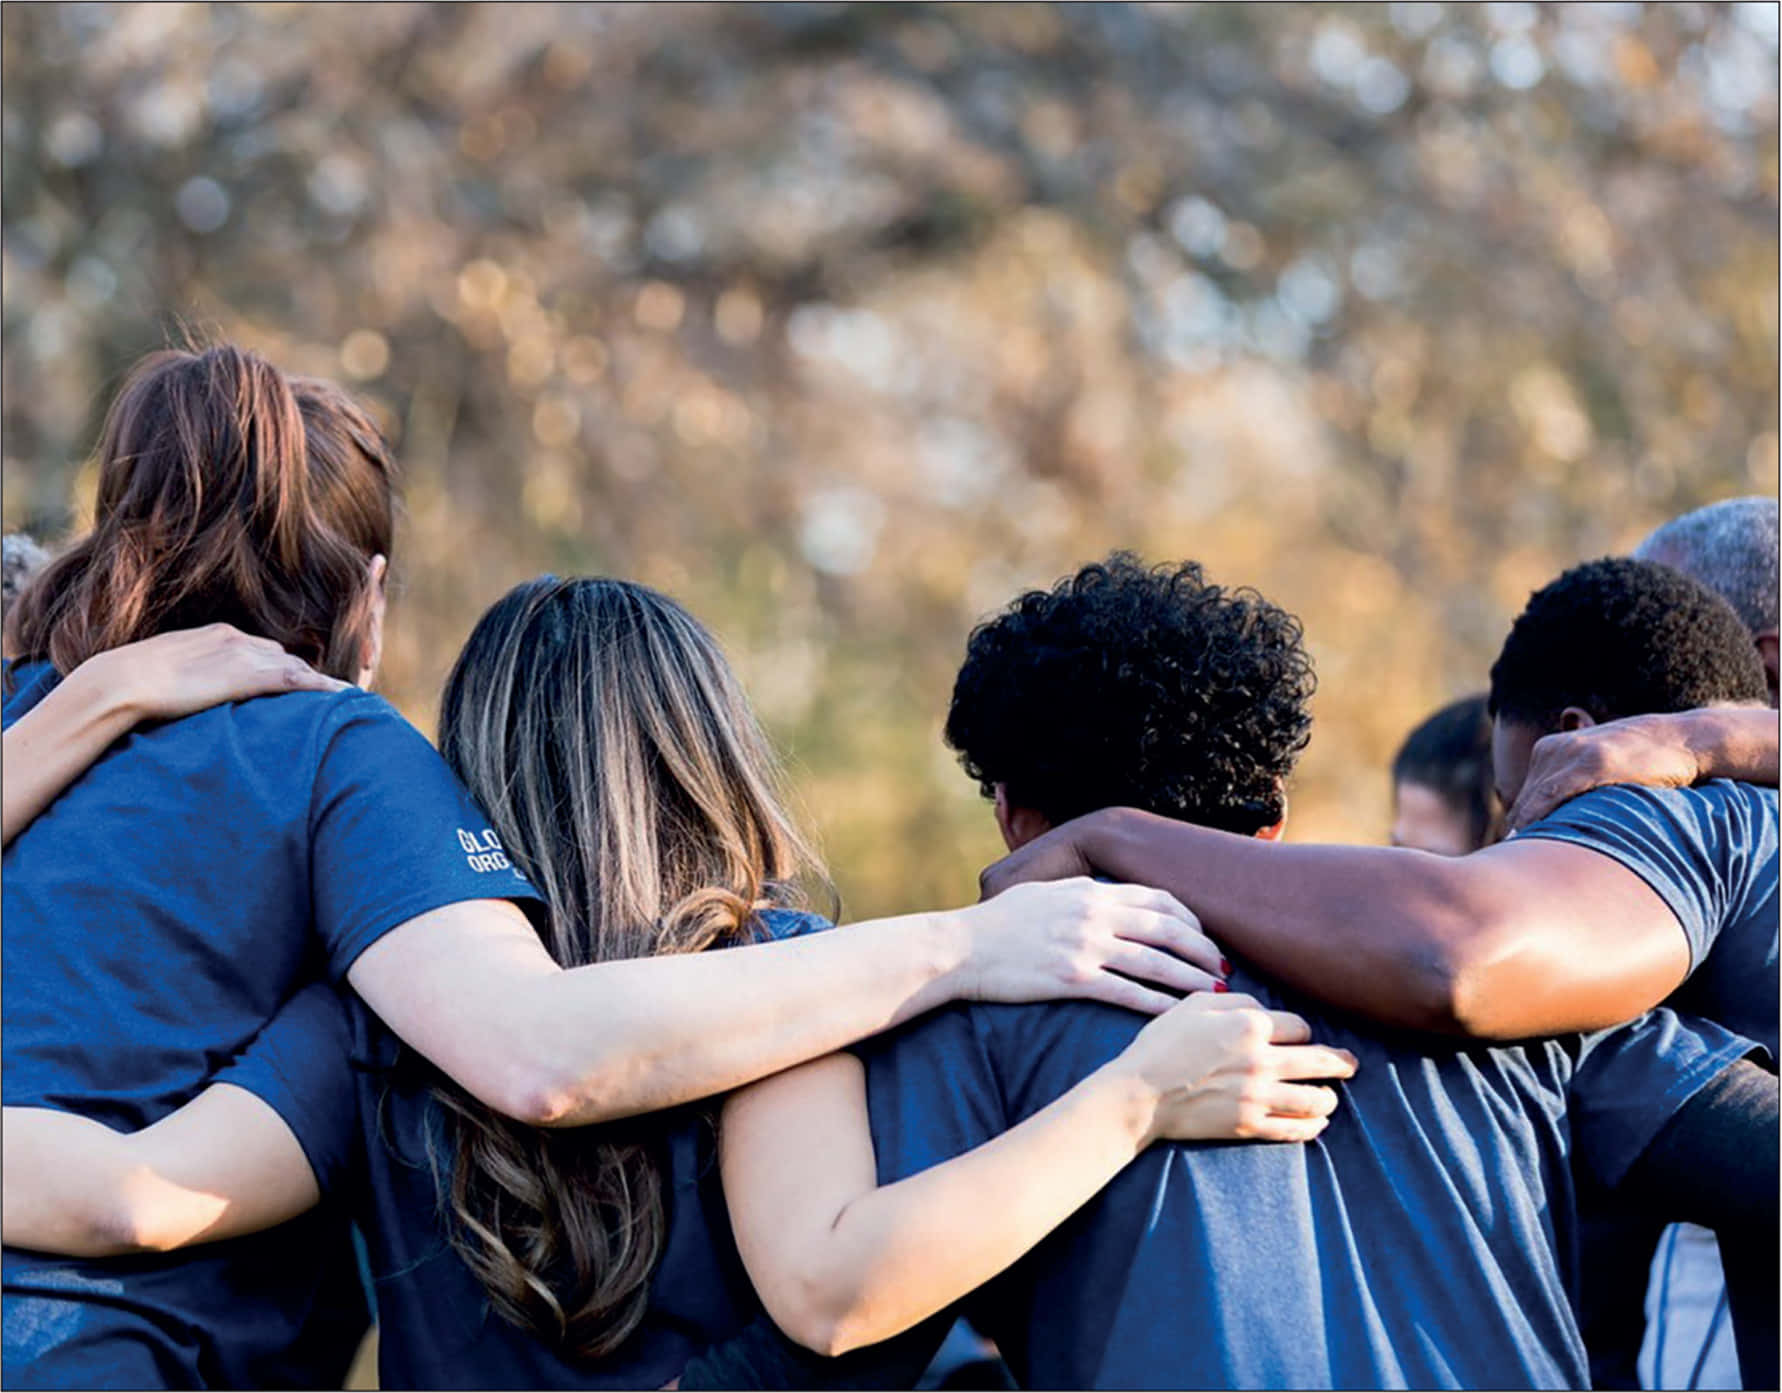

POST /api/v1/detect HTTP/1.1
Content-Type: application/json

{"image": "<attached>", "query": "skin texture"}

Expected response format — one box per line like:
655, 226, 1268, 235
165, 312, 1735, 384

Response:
1389, 781, 1478, 856
980, 805, 1694, 1040
1504, 705, 1779, 831
2, 1087, 316, 1257
2, 625, 346, 848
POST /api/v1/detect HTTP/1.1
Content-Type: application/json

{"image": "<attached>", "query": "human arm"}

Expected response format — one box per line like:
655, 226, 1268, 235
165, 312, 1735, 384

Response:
1506, 706, 1778, 832
981, 805, 1696, 1039
1, 1087, 320, 1256
1613, 1057, 1778, 1391
0, 981, 355, 1258
718, 993, 1357, 1356
3, 624, 345, 846
347, 875, 1227, 1128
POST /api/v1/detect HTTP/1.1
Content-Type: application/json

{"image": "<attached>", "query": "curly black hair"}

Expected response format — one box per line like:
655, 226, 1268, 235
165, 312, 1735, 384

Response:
944, 554, 1316, 836
1488, 557, 1768, 730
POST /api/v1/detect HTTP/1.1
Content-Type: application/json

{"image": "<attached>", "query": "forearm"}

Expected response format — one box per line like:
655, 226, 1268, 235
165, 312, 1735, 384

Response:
2, 1089, 319, 1257
2, 661, 137, 846
529, 913, 973, 1125
357, 906, 973, 1128
1077, 808, 1687, 1038
1682, 706, 1779, 786
2, 1109, 155, 1256
790, 1062, 1153, 1355
1614, 1057, 1779, 1389
1079, 808, 1473, 1031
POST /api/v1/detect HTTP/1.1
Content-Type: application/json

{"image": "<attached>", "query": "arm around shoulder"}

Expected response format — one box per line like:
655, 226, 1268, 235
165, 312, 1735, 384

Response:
1008, 806, 1695, 1039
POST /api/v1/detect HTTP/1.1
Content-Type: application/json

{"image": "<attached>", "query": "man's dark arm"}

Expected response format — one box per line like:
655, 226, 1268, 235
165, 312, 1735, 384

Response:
982, 808, 1692, 1039
1611, 1057, 1779, 1390
1506, 706, 1779, 832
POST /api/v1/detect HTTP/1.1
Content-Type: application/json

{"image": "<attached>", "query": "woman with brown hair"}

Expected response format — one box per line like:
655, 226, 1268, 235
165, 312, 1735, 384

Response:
1, 346, 1334, 1388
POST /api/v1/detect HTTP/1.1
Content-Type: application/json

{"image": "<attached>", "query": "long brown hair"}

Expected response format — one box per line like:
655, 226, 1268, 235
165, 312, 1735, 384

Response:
432, 576, 826, 1360
5, 344, 395, 679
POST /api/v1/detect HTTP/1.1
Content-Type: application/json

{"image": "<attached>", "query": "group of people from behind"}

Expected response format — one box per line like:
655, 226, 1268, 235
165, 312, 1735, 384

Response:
0, 342, 1775, 1392
1382, 494, 1780, 1391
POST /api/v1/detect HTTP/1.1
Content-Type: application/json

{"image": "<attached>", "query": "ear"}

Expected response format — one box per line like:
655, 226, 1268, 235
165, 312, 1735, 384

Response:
1558, 706, 1597, 732
993, 784, 1053, 852
358, 554, 389, 687
993, 785, 1017, 852
1254, 786, 1289, 841
1754, 630, 1778, 709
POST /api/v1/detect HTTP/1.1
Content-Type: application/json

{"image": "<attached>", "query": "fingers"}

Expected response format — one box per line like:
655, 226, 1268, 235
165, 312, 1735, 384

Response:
1267, 1042, 1359, 1080
1113, 917, 1222, 980
1506, 776, 1586, 832
281, 660, 350, 693
1241, 1114, 1334, 1144
1077, 971, 1183, 1017
1097, 881, 1198, 924
1188, 997, 1315, 1046
1258, 1081, 1341, 1119
1101, 939, 1223, 995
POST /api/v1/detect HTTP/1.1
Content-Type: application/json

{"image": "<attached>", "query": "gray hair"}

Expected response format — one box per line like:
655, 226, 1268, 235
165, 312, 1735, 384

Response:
1633, 496, 1779, 636
2, 533, 51, 610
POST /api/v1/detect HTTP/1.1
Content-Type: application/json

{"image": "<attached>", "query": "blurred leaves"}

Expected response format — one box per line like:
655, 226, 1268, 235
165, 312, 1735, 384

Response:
3, 1, 1775, 915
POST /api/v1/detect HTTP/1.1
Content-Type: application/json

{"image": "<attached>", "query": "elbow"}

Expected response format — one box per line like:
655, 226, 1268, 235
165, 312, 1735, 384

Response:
69, 1192, 171, 1258
1403, 918, 1527, 1041
480, 1063, 587, 1128
762, 1273, 876, 1359
774, 1307, 852, 1360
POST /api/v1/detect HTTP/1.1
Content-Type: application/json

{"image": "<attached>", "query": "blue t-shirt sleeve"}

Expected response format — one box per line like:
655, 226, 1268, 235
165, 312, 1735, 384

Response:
1514, 782, 1759, 971
1568, 1007, 1761, 1190
307, 692, 544, 979
210, 982, 360, 1197
855, 1004, 1008, 1186
754, 907, 834, 942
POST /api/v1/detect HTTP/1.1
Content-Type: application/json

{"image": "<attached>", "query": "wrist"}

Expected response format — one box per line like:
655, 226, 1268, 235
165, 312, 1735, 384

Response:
922, 908, 979, 1008
1671, 708, 1721, 784
66, 650, 146, 731
1090, 1053, 1165, 1151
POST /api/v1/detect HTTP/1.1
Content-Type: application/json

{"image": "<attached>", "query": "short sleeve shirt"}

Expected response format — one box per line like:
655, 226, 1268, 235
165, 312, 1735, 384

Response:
2, 661, 542, 1390
1515, 781, 1778, 1056
858, 973, 1751, 1390
213, 908, 879, 1390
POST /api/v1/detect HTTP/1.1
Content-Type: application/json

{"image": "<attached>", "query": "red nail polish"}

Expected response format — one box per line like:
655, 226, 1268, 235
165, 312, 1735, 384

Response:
1213, 981, 1229, 993
1220, 958, 1232, 976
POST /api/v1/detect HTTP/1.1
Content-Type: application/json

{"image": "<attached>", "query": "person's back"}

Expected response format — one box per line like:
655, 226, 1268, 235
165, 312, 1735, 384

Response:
0, 347, 539, 1389
1, 669, 540, 1388
861, 971, 1740, 1389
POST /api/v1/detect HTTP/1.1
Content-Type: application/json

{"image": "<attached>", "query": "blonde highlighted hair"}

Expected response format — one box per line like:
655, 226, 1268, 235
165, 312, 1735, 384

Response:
430, 575, 825, 1359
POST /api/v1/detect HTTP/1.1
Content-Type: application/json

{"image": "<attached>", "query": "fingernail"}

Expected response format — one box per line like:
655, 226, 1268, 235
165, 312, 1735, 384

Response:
1220, 958, 1232, 976
1212, 981, 1229, 993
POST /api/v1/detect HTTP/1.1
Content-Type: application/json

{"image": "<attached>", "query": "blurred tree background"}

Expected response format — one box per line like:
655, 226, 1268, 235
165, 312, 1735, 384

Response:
3, 1, 1776, 920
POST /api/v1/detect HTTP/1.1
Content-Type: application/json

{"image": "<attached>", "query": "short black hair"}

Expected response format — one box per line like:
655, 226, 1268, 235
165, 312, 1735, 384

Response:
1488, 557, 1767, 730
944, 554, 1315, 836
1391, 694, 1497, 848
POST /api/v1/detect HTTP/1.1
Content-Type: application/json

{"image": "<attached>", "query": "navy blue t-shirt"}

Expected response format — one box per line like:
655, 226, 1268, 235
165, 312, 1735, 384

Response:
2, 661, 542, 1390
1514, 780, 1779, 1056
858, 978, 1751, 1390
215, 908, 910, 1391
